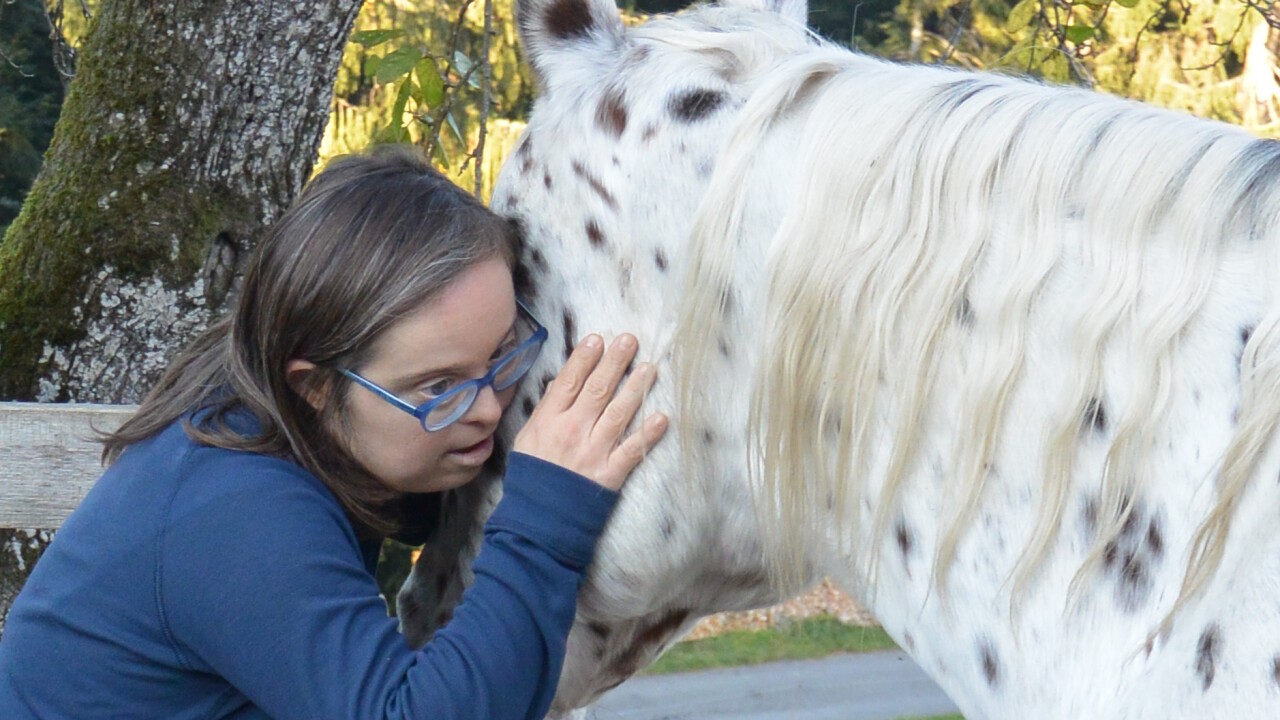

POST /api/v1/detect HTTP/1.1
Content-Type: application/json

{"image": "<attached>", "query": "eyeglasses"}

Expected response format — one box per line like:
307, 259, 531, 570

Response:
339, 299, 548, 432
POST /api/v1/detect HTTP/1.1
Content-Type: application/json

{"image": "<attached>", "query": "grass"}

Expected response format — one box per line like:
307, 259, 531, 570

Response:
641, 615, 900, 676
641, 617, 967, 720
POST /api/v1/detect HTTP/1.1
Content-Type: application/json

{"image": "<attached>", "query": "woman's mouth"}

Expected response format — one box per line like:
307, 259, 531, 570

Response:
448, 435, 494, 465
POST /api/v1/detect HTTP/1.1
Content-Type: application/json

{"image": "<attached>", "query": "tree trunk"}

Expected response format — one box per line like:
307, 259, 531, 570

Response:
1, 0, 363, 402
908, 1, 925, 62
0, 0, 363, 635
1241, 16, 1280, 128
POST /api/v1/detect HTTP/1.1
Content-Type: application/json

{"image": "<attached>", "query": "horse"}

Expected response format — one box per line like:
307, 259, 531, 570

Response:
399, 0, 1280, 717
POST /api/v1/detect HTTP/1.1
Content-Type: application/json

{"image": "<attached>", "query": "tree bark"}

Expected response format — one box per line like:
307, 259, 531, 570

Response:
0, 0, 363, 635
1, 0, 363, 403
1241, 17, 1280, 127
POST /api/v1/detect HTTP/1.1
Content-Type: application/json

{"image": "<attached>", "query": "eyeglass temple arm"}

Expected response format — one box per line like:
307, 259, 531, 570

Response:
339, 369, 421, 415
516, 297, 546, 329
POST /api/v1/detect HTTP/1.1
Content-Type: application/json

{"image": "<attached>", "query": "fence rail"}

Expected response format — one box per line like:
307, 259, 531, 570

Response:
0, 403, 134, 528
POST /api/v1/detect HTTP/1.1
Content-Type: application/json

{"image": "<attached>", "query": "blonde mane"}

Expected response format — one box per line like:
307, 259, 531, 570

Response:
671, 26, 1280, 625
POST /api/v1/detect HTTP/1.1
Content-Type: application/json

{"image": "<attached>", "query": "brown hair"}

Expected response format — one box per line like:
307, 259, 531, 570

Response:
101, 145, 517, 535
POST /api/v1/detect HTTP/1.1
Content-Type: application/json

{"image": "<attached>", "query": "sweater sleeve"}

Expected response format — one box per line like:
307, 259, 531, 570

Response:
158, 451, 617, 720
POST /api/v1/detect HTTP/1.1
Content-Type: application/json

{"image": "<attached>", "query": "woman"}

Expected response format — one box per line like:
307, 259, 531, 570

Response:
0, 146, 668, 719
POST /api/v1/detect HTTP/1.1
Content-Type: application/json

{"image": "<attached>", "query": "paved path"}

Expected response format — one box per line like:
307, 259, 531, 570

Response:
587, 651, 961, 720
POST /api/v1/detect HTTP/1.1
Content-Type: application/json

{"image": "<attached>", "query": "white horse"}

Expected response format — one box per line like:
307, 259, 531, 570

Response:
400, 0, 1280, 717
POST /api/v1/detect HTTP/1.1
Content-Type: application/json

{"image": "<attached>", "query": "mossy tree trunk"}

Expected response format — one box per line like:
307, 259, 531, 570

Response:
0, 0, 363, 633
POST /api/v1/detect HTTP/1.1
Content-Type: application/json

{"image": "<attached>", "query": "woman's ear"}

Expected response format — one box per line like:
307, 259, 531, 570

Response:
285, 359, 329, 411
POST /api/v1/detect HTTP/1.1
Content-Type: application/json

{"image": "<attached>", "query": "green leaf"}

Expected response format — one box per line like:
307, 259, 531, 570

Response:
446, 111, 465, 146
1006, 0, 1038, 33
390, 75, 414, 126
374, 122, 409, 144
1113, 0, 1140, 7
415, 58, 445, 108
1065, 24, 1095, 43
432, 137, 451, 167
350, 29, 406, 48
452, 51, 473, 78
375, 47, 422, 84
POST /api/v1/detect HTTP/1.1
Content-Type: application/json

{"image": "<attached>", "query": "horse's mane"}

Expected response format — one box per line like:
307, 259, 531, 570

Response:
668, 11, 1280, 626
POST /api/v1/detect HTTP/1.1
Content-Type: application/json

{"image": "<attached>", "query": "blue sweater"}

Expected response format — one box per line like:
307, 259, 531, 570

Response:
0, 416, 617, 719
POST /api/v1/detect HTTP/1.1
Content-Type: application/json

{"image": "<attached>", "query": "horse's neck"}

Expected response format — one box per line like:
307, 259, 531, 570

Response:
498, 144, 790, 620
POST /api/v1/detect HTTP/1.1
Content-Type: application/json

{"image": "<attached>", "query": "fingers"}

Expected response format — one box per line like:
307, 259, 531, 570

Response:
544, 333, 638, 414
512, 332, 668, 492
599, 413, 669, 491
540, 334, 605, 412
593, 360, 655, 442
580, 334, 638, 410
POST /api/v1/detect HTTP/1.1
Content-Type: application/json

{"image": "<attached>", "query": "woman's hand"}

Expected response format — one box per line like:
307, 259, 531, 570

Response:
513, 333, 668, 491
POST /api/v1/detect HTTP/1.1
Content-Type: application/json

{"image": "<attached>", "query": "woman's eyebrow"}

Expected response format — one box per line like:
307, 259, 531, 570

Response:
388, 319, 519, 388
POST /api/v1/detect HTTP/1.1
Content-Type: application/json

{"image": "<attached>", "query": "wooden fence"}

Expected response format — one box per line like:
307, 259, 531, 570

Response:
0, 402, 872, 637
0, 403, 133, 528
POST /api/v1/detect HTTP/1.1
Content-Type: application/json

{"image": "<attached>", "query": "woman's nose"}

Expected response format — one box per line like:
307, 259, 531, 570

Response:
465, 384, 504, 426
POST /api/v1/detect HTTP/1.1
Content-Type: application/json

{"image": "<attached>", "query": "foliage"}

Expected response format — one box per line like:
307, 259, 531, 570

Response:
320, 0, 529, 198
12, 0, 1280, 211
996, 0, 1259, 99
641, 616, 898, 675
0, 0, 65, 232
1089, 0, 1260, 122
859, 0, 1276, 132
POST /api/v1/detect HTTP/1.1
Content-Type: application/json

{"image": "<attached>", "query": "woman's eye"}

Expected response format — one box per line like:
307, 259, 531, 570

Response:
418, 378, 456, 399
491, 341, 518, 362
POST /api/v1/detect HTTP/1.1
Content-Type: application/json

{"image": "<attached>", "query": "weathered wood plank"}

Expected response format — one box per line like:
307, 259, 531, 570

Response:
0, 403, 136, 528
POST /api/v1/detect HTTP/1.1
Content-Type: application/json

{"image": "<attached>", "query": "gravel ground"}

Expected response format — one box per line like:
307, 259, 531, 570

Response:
683, 578, 874, 641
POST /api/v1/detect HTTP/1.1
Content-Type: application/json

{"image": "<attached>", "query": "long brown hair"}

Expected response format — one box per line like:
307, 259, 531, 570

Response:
101, 145, 517, 534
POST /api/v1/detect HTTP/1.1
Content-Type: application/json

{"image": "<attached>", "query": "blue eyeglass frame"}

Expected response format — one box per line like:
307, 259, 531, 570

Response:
339, 298, 548, 432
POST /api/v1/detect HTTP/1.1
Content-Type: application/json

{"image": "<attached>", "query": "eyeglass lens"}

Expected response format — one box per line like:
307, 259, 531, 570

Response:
421, 340, 542, 431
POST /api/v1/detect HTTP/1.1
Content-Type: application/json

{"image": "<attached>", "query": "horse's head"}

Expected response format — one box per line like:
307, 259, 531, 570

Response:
490, 0, 823, 712
496, 0, 816, 277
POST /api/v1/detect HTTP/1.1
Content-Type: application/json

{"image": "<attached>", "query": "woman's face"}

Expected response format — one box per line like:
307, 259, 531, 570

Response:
341, 256, 519, 494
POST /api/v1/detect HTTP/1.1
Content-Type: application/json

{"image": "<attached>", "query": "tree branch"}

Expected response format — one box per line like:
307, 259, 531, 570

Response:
472, 0, 493, 198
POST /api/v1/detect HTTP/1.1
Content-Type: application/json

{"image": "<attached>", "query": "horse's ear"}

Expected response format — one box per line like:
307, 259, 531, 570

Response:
516, 0, 626, 89
769, 0, 808, 24
721, 0, 808, 25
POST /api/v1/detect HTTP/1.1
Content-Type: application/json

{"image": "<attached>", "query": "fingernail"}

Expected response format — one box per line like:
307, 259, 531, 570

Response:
617, 334, 637, 350
583, 334, 602, 348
